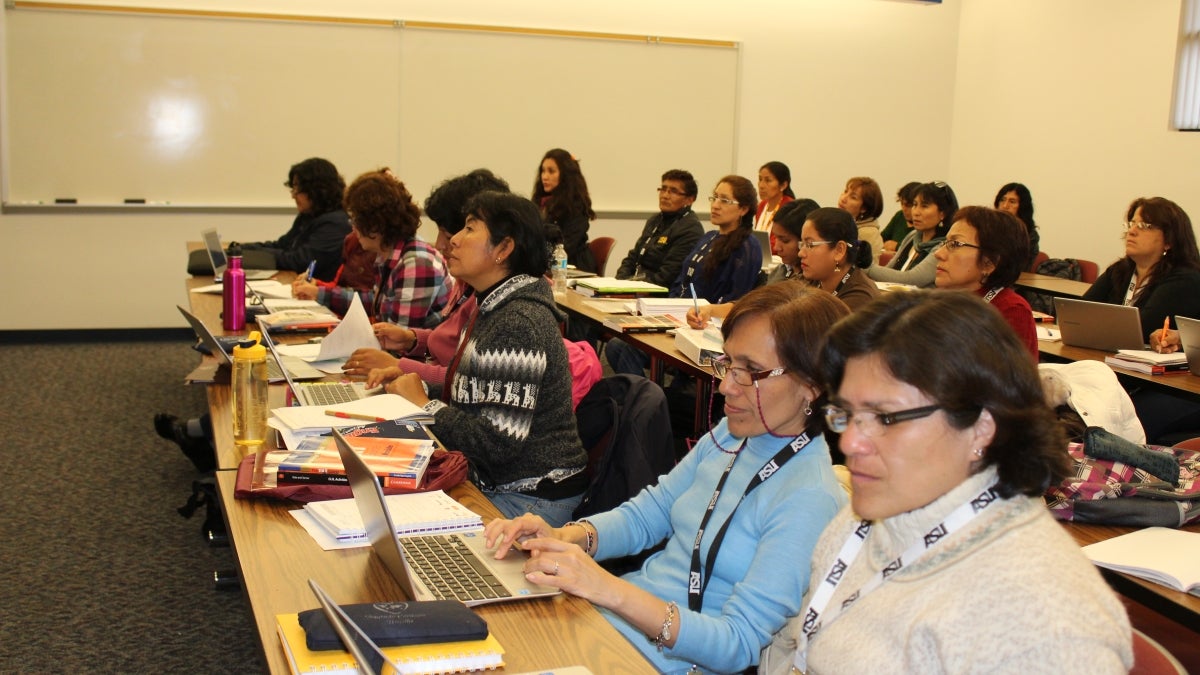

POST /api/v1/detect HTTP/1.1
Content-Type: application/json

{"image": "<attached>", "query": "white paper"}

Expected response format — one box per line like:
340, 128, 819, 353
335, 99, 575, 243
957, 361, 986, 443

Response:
275, 343, 324, 360
314, 294, 380, 362
1036, 326, 1061, 342
270, 393, 430, 431
190, 279, 290, 295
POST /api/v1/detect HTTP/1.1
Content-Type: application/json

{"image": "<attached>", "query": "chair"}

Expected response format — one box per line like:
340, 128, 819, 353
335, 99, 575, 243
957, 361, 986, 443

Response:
1131, 627, 1188, 674
588, 237, 616, 276
1172, 436, 1200, 451
1077, 258, 1100, 283
1029, 250, 1049, 273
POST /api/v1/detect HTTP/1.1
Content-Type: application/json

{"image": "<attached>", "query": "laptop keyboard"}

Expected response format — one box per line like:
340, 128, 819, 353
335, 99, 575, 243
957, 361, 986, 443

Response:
401, 535, 512, 603
301, 382, 359, 405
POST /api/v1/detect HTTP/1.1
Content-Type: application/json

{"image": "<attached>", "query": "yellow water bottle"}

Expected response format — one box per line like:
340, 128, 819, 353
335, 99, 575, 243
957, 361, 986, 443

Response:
231, 331, 269, 452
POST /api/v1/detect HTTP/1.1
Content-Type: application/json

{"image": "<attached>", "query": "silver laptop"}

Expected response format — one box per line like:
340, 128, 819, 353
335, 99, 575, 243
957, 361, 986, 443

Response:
1054, 297, 1146, 352
306, 578, 393, 675
1175, 315, 1200, 376
333, 428, 560, 606
176, 305, 323, 382
257, 317, 378, 406
202, 228, 276, 281
752, 230, 773, 269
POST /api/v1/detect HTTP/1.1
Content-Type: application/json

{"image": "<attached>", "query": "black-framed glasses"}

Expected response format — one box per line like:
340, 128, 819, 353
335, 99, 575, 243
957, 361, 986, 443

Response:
657, 186, 688, 197
1123, 221, 1156, 231
822, 403, 941, 437
943, 239, 981, 251
708, 195, 739, 207
711, 355, 787, 386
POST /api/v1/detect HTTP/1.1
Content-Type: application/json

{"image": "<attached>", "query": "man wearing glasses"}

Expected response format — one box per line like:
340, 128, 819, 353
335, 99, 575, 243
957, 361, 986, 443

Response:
613, 169, 704, 286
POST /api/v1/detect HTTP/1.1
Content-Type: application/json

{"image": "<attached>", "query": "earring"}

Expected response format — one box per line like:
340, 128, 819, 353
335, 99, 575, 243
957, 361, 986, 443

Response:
973, 448, 984, 459
834, 262, 841, 273
803, 400, 812, 417
495, 258, 502, 263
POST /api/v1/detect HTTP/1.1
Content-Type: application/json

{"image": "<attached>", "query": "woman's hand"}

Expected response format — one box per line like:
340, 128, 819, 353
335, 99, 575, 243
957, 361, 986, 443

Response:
384, 371, 429, 406
484, 513, 556, 559
343, 348, 399, 378
1150, 328, 1181, 354
291, 278, 318, 300
686, 304, 712, 329
365, 366, 403, 389
518, 537, 620, 606
374, 322, 416, 352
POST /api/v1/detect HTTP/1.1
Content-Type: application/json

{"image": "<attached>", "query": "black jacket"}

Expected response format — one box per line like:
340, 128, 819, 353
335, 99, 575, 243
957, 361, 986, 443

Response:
242, 209, 350, 281
614, 208, 704, 287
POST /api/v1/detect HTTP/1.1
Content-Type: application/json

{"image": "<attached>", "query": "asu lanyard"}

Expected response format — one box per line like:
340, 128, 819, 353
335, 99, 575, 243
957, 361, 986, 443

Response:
790, 484, 1001, 674
687, 432, 814, 612
981, 286, 1003, 303
1123, 274, 1139, 306
829, 270, 853, 298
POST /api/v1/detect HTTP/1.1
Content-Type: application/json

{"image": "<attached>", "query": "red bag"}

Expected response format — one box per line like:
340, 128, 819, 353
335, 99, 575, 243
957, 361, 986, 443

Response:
233, 449, 469, 503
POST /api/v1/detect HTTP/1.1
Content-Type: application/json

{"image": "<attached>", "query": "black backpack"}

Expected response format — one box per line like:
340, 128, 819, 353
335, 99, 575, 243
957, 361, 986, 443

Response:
1023, 258, 1084, 316
572, 375, 676, 519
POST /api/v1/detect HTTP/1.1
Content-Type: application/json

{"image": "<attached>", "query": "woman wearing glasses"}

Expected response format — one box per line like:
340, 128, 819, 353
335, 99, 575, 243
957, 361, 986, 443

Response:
487, 284, 849, 673
533, 148, 597, 273
760, 290, 1131, 674
607, 175, 762, 375
866, 181, 957, 288
1082, 196, 1200, 340
292, 169, 452, 329
932, 206, 1037, 360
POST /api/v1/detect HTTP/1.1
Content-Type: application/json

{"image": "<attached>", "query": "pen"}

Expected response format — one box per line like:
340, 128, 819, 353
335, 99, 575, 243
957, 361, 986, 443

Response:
304, 260, 317, 282
325, 410, 388, 422
1159, 315, 1171, 353
689, 282, 700, 316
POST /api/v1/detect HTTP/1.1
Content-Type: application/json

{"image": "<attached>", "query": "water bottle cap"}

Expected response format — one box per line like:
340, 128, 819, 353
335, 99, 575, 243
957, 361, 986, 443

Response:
232, 330, 266, 360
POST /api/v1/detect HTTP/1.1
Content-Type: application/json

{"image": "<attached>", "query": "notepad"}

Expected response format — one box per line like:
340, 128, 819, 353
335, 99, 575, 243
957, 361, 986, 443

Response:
300, 490, 483, 543
1082, 527, 1200, 596
275, 611, 504, 675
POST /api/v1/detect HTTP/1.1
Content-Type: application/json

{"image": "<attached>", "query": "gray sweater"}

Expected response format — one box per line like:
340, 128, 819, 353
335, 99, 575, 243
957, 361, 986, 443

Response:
425, 275, 587, 493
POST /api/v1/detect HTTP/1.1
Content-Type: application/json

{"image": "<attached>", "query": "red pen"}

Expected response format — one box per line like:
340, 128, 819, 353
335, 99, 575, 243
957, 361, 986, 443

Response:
324, 410, 387, 422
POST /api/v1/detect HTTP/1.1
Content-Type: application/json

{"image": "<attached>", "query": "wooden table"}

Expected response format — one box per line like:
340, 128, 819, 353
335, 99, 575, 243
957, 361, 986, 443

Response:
1038, 335, 1200, 399
1016, 271, 1091, 299
556, 290, 719, 438
1060, 521, 1200, 628
215, 472, 656, 674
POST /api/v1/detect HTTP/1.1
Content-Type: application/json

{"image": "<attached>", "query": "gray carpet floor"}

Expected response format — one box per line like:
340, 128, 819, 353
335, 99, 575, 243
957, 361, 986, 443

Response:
0, 335, 263, 673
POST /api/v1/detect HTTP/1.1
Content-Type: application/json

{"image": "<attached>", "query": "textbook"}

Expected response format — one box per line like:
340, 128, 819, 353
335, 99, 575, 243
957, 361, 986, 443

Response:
572, 277, 669, 297
258, 308, 340, 332
635, 296, 707, 317
674, 326, 724, 366
1082, 527, 1200, 596
302, 490, 483, 542
272, 432, 437, 490
602, 314, 683, 334
1103, 355, 1189, 375
276, 611, 504, 675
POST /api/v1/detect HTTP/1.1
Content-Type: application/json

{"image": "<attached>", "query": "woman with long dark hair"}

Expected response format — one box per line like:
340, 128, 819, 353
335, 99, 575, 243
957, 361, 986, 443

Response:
533, 148, 597, 272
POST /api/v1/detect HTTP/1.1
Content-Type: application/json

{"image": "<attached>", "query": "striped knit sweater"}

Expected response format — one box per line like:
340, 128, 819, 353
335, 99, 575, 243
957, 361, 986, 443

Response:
425, 275, 587, 493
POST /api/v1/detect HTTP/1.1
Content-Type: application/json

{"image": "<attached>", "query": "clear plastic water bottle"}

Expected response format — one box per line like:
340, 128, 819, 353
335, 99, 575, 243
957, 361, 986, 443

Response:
222, 255, 246, 331
552, 243, 569, 294
231, 331, 269, 452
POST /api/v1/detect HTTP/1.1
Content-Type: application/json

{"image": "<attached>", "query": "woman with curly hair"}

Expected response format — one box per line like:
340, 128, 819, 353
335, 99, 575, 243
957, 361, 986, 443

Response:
293, 169, 451, 329
534, 148, 597, 272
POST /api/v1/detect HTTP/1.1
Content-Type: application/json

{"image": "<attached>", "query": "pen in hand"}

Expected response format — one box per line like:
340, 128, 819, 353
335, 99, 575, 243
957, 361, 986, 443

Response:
304, 260, 317, 282
1157, 315, 1171, 353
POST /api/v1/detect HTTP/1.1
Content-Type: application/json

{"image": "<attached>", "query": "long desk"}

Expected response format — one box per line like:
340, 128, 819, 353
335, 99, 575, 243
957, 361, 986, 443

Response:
555, 290, 719, 438
1061, 521, 1200, 628
1038, 336, 1200, 399
187, 274, 655, 673
1016, 271, 1091, 298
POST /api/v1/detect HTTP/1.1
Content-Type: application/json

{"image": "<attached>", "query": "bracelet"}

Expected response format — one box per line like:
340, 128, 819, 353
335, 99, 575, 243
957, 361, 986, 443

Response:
565, 520, 595, 555
650, 601, 677, 651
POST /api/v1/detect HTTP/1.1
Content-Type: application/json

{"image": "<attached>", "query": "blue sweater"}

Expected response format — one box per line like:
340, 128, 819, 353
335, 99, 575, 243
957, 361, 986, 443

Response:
669, 230, 762, 303
587, 420, 846, 673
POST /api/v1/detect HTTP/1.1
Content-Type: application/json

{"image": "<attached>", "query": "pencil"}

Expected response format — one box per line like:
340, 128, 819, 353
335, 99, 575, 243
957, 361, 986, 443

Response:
324, 410, 387, 422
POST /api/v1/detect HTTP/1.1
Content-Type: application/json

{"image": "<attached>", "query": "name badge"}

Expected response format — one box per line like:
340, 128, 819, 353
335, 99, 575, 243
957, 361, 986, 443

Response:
656, 236, 669, 244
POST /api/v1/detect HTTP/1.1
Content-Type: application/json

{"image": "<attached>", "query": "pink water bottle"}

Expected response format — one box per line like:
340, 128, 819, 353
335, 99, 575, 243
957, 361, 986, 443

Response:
222, 256, 246, 331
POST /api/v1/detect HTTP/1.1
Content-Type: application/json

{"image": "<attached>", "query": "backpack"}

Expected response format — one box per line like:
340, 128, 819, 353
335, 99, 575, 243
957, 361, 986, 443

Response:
572, 375, 676, 519
1023, 258, 1084, 316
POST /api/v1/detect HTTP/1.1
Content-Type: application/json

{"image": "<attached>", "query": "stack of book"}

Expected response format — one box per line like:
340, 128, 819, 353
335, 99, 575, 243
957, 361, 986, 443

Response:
602, 314, 683, 334
301, 489, 484, 544
268, 421, 438, 488
635, 297, 707, 317
572, 277, 669, 298
1103, 349, 1189, 375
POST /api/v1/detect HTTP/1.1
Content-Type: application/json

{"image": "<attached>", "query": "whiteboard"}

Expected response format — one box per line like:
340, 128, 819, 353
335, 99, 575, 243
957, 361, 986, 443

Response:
2, 6, 738, 209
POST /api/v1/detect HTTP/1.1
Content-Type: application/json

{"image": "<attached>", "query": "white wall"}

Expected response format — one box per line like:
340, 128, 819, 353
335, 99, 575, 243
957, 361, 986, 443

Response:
15, 0, 1187, 329
949, 0, 1200, 269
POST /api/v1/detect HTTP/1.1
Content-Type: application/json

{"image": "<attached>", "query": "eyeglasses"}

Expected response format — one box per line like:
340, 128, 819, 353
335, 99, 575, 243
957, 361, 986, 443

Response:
822, 403, 941, 437
657, 186, 688, 197
708, 195, 739, 207
712, 356, 787, 386
1123, 221, 1156, 231
284, 181, 302, 193
943, 239, 981, 251
799, 240, 834, 251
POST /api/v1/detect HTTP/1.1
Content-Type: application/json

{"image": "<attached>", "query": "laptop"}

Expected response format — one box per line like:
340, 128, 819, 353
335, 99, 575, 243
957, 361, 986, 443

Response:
176, 305, 323, 381
306, 578, 391, 675
257, 316, 379, 406
1174, 315, 1200, 376
1054, 297, 1147, 352
333, 428, 560, 606
202, 228, 276, 282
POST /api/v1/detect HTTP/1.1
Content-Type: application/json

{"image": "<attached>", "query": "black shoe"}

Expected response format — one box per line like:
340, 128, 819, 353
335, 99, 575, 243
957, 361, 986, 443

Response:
154, 413, 188, 444
155, 413, 216, 472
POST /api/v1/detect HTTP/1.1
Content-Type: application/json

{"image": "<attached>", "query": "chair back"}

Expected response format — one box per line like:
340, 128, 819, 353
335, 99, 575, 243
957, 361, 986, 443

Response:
1077, 258, 1100, 283
588, 237, 616, 276
1130, 628, 1188, 674
1029, 250, 1049, 273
